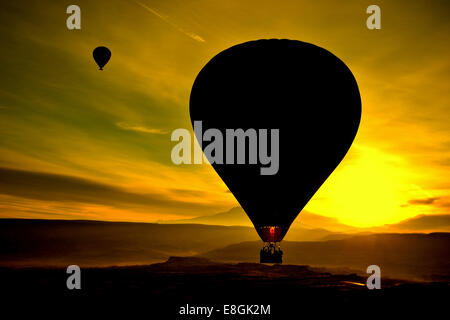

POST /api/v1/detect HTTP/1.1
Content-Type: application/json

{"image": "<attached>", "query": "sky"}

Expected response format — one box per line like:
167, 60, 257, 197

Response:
0, 0, 449, 228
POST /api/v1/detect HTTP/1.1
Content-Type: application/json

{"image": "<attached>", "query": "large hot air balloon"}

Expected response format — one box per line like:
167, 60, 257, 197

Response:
92, 46, 111, 70
189, 39, 361, 263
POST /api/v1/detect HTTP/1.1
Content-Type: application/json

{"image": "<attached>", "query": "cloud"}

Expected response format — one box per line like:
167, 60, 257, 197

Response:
133, 0, 205, 43
116, 122, 168, 134
0, 167, 219, 215
169, 188, 207, 197
408, 197, 440, 205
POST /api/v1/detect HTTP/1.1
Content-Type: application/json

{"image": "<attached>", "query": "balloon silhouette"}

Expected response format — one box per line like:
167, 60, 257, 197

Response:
189, 39, 361, 262
92, 46, 111, 70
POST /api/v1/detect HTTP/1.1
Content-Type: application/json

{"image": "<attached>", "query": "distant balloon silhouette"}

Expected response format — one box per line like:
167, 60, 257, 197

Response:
92, 46, 111, 70
189, 39, 361, 263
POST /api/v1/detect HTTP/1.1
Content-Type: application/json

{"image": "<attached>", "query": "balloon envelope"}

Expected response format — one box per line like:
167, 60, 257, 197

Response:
93, 46, 111, 70
189, 39, 361, 242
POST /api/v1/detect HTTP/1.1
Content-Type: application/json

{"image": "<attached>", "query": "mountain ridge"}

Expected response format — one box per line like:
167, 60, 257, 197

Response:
158, 207, 450, 233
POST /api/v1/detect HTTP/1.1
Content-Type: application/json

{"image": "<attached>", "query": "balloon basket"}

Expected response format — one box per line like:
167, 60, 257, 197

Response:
260, 243, 283, 264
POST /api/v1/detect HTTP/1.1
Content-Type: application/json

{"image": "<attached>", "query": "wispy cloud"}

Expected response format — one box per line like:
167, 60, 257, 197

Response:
0, 167, 218, 215
408, 197, 440, 205
133, 0, 205, 43
116, 122, 168, 135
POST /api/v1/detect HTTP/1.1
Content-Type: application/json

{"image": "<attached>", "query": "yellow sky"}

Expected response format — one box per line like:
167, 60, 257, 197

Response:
0, 0, 449, 228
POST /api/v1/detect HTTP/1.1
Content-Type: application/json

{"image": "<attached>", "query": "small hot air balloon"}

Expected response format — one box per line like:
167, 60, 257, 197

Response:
92, 46, 111, 70
189, 39, 361, 263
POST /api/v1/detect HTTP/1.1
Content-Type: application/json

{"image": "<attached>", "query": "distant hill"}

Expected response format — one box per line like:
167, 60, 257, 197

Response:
158, 207, 358, 240
380, 214, 450, 233
158, 206, 450, 234
0, 218, 347, 268
158, 207, 253, 226
158, 206, 358, 231
199, 233, 450, 281
0, 219, 257, 267
2, 219, 449, 281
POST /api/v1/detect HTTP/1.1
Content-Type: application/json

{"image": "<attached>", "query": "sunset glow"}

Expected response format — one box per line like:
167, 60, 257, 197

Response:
0, 0, 449, 229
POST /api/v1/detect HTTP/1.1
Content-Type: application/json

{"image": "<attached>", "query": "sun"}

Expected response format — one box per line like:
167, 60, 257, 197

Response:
305, 144, 432, 227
